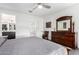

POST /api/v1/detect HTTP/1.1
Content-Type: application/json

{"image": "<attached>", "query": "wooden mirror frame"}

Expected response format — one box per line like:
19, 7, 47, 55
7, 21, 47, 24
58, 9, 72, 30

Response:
56, 16, 72, 32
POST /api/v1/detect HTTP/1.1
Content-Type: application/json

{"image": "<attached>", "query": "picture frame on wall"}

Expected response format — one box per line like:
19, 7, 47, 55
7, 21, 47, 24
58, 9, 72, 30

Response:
2, 24, 7, 31
9, 23, 16, 30
46, 22, 51, 28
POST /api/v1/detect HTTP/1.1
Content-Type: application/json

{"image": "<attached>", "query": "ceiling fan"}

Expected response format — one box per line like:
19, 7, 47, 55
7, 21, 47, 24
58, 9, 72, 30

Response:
29, 3, 51, 13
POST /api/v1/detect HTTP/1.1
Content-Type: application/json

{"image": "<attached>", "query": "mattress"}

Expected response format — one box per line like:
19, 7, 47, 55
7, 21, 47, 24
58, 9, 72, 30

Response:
0, 37, 67, 55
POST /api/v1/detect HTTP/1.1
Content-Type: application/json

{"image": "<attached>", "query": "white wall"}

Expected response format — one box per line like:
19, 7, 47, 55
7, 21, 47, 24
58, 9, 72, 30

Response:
0, 8, 44, 38
16, 13, 44, 38
43, 5, 79, 48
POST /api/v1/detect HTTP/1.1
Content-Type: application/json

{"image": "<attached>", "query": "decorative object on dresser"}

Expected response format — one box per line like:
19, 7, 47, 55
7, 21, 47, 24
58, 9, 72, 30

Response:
51, 16, 76, 49
42, 31, 49, 40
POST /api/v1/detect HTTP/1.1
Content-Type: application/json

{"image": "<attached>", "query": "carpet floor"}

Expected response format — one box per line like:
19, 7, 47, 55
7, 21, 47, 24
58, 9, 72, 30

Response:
69, 49, 79, 55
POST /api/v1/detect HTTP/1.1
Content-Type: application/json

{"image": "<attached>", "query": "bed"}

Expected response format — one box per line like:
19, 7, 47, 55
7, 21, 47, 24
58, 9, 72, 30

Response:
0, 37, 67, 55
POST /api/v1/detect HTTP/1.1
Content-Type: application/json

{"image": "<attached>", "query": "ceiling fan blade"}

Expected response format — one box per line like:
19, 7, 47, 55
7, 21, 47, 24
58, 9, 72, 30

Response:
29, 10, 32, 13
37, 3, 42, 5
29, 5, 38, 13
28, 3, 51, 13
42, 4, 51, 9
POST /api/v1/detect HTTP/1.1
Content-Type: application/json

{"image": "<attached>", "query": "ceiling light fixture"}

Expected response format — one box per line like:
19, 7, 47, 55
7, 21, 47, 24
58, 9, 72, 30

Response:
28, 3, 51, 13
38, 5, 43, 9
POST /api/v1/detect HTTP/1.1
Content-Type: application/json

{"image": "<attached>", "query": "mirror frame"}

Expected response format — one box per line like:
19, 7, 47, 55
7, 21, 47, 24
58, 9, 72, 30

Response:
56, 16, 72, 32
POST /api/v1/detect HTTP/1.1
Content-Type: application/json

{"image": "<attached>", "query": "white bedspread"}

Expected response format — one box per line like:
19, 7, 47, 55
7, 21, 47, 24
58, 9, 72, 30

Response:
0, 37, 67, 55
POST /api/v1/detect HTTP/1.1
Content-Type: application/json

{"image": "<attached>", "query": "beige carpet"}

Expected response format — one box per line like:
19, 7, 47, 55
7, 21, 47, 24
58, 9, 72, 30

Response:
69, 49, 79, 55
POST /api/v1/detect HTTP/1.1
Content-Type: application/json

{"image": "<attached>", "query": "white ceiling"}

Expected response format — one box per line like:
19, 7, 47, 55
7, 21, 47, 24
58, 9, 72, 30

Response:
0, 3, 76, 17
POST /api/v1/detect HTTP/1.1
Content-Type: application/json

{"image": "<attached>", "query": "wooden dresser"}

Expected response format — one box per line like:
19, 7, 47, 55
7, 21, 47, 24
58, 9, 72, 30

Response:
51, 31, 75, 49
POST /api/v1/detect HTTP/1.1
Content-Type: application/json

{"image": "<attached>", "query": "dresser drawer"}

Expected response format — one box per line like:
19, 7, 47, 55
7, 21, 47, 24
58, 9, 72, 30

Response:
51, 31, 75, 49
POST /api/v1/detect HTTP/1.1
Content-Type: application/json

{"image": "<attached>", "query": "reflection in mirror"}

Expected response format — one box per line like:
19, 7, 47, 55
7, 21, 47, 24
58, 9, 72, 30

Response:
14, 25, 16, 30
56, 16, 72, 32
63, 22, 66, 29
58, 20, 70, 31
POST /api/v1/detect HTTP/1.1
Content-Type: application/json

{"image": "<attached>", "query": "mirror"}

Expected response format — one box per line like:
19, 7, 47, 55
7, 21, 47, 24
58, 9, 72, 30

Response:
56, 16, 72, 32
58, 20, 70, 31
